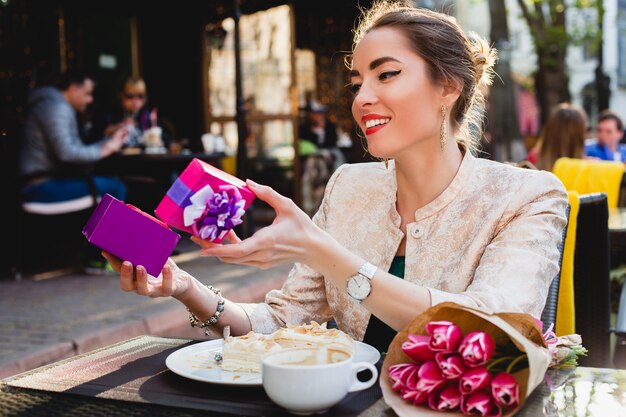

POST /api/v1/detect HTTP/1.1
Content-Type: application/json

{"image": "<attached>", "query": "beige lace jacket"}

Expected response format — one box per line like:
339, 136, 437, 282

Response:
241, 151, 568, 341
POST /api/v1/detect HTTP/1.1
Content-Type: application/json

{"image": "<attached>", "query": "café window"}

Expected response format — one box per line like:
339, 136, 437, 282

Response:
296, 49, 317, 109
203, 5, 298, 199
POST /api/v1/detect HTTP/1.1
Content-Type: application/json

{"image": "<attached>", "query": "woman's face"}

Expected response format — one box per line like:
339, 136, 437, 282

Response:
350, 27, 444, 159
121, 88, 146, 113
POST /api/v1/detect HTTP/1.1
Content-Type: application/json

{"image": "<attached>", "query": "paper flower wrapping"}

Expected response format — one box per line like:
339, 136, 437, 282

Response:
539, 322, 587, 367
381, 302, 551, 417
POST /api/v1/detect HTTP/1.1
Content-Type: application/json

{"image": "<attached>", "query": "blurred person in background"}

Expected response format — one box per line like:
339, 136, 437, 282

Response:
527, 103, 587, 171
19, 69, 127, 203
298, 100, 347, 215
299, 99, 339, 151
91, 76, 172, 152
19, 68, 127, 274
585, 110, 626, 162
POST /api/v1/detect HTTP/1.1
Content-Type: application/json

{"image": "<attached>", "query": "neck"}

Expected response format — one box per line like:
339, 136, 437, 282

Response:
394, 141, 463, 215
61, 91, 73, 107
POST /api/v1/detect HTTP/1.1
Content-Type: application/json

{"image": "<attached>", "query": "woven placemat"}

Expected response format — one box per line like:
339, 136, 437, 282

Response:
2, 335, 382, 416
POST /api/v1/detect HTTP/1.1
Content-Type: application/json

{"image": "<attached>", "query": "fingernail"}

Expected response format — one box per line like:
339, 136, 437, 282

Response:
246, 179, 258, 187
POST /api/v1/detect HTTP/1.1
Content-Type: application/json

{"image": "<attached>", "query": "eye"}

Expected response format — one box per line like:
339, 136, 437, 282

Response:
346, 83, 361, 95
379, 70, 401, 81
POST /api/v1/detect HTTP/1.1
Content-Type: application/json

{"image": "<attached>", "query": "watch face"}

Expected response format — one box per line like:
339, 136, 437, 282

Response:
347, 274, 371, 300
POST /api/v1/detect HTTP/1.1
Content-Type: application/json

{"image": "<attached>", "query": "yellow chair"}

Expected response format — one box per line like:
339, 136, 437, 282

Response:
552, 157, 624, 209
555, 191, 579, 336
541, 190, 578, 336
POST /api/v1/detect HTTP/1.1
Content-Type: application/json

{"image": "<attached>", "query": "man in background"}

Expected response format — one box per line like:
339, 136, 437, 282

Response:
585, 110, 626, 162
19, 69, 127, 274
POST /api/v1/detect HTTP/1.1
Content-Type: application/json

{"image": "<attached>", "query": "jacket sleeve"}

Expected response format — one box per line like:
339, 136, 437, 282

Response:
34, 100, 104, 163
427, 171, 568, 318
241, 165, 348, 334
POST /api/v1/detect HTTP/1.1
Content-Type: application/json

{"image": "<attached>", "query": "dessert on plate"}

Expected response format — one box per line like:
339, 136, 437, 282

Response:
272, 321, 355, 356
221, 332, 282, 373
220, 321, 355, 373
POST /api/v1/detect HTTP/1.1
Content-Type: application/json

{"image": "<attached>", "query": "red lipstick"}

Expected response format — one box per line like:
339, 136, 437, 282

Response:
361, 114, 390, 136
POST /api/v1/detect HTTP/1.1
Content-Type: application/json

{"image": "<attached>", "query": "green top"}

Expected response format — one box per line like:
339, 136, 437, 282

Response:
362, 256, 405, 353
388, 256, 405, 280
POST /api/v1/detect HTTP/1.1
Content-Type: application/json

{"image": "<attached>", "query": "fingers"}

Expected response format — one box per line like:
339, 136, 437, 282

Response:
165, 257, 179, 271
191, 231, 242, 247
134, 265, 151, 296
246, 179, 291, 212
119, 261, 136, 292
202, 242, 283, 269
113, 126, 127, 140
200, 238, 253, 258
161, 264, 173, 296
119, 260, 174, 298
190, 235, 220, 250
102, 251, 122, 272
227, 229, 242, 244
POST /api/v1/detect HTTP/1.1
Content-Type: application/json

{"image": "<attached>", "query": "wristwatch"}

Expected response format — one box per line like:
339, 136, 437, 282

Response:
346, 262, 378, 303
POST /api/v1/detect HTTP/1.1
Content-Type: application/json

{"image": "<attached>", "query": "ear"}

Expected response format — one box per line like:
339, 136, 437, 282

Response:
440, 77, 462, 108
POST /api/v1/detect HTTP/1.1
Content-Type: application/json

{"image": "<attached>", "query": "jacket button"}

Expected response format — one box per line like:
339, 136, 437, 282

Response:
411, 227, 423, 238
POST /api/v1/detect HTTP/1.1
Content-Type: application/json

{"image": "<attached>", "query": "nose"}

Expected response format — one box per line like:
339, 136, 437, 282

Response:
352, 82, 377, 109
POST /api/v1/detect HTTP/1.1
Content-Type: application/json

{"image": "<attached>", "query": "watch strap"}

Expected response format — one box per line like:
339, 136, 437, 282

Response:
358, 262, 378, 280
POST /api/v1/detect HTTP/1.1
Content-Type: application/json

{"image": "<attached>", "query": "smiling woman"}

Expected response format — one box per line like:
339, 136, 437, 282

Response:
104, 0, 568, 357
349, 3, 496, 159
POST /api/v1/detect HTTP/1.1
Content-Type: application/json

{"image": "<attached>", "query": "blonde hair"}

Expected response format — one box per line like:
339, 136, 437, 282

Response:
121, 76, 147, 97
535, 103, 587, 171
350, 0, 497, 154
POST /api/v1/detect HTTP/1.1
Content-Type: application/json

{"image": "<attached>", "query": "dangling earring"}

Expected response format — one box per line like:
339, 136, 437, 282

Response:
384, 158, 389, 169
440, 104, 447, 151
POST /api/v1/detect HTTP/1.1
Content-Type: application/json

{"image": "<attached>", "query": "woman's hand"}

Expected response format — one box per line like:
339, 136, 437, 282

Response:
102, 252, 193, 298
194, 180, 324, 269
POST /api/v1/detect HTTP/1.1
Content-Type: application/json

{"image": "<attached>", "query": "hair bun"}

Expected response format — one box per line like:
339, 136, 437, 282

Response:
468, 32, 497, 87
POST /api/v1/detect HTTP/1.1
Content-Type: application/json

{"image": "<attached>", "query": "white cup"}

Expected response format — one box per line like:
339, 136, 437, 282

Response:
261, 347, 378, 415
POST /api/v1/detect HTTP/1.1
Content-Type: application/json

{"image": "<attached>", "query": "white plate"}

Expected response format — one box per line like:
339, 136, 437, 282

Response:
165, 339, 381, 386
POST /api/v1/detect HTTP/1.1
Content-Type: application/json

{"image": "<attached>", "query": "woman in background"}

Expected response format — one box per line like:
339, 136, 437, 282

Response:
527, 103, 587, 171
92, 76, 171, 150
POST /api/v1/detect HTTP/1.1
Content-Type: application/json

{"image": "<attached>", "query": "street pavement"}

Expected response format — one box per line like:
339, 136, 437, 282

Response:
0, 248, 291, 379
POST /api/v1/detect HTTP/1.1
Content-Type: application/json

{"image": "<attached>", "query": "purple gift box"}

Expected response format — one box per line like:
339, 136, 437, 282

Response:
82, 194, 180, 276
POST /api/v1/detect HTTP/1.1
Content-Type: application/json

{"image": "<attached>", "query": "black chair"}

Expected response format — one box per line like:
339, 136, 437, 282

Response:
573, 192, 612, 368
12, 170, 99, 279
618, 174, 626, 207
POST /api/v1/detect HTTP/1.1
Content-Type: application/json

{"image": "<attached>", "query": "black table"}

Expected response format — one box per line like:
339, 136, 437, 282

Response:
95, 152, 223, 178
95, 152, 224, 212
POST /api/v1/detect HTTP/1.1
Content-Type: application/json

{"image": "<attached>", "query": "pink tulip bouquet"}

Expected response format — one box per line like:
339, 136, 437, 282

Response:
380, 302, 551, 417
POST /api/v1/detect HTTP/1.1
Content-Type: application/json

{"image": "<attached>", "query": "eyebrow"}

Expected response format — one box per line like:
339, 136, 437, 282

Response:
350, 56, 402, 77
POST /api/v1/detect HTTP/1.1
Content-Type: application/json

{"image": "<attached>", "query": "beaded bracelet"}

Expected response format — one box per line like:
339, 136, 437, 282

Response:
187, 285, 225, 336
